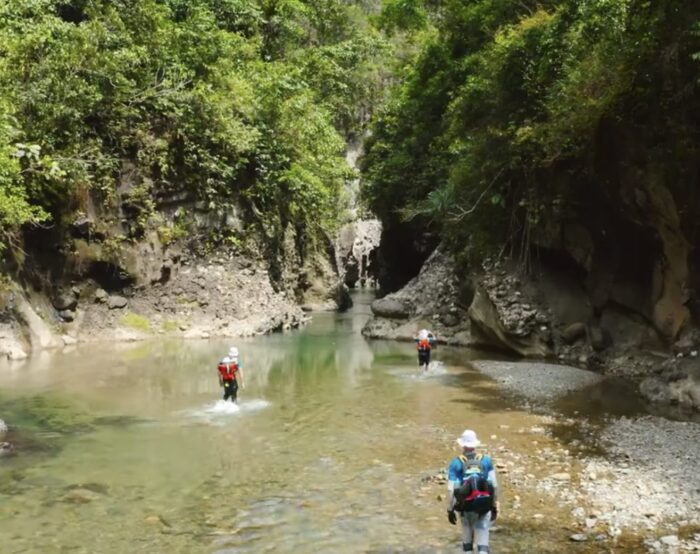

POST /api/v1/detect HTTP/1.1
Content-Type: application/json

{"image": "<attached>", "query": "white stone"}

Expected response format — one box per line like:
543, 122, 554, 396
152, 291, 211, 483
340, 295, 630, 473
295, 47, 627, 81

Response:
660, 535, 680, 546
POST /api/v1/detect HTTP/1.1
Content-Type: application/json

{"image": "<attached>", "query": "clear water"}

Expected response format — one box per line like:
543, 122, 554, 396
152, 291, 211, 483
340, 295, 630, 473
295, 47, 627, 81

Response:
0, 293, 646, 553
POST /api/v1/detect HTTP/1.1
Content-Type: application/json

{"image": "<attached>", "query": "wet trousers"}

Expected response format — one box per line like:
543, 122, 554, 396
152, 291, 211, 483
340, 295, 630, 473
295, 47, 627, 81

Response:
222, 379, 238, 402
460, 511, 490, 552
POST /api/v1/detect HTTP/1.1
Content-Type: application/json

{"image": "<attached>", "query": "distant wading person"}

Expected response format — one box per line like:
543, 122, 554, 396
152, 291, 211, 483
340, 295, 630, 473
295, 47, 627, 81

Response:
414, 328, 436, 372
447, 429, 499, 553
218, 346, 244, 403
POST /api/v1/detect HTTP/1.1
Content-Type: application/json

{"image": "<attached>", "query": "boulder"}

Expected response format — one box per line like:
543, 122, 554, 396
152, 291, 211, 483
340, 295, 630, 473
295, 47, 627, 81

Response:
94, 288, 108, 303
58, 309, 76, 322
370, 297, 410, 319
440, 313, 460, 327
562, 322, 587, 345
640, 372, 700, 412
468, 287, 550, 357
52, 291, 78, 311
107, 296, 128, 310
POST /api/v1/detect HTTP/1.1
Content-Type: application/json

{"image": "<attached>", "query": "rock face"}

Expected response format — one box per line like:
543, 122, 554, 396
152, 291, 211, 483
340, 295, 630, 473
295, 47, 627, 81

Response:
73, 249, 309, 342
0, 317, 28, 361
0, 184, 349, 355
468, 261, 552, 357
362, 248, 469, 343
362, 249, 557, 355
363, 237, 699, 395
14, 294, 62, 351
336, 219, 382, 289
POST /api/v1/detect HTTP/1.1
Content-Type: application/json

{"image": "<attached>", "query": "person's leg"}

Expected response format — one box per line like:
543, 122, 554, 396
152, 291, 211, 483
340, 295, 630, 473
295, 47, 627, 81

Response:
460, 512, 475, 552
223, 381, 231, 401
230, 380, 239, 403
473, 511, 491, 553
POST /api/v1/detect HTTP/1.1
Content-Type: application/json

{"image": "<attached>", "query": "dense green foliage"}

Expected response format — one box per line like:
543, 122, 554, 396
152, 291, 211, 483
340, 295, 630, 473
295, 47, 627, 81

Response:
363, 0, 700, 261
0, 0, 387, 252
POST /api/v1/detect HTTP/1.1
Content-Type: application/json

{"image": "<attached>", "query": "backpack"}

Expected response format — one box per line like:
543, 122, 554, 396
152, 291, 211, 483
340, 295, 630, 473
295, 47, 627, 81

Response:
417, 339, 431, 352
218, 359, 238, 380
453, 454, 493, 514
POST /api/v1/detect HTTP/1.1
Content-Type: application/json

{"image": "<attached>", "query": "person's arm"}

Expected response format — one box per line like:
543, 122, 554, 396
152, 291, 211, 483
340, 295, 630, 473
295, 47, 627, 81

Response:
484, 456, 499, 520
447, 458, 462, 513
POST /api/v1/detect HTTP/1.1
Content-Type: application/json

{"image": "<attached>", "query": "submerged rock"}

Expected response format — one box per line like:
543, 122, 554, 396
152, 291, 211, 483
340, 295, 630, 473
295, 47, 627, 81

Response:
0, 441, 15, 458
61, 487, 103, 504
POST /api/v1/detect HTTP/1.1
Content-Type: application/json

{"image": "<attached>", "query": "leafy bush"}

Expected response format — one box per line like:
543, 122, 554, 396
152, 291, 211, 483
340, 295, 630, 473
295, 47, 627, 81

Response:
362, 0, 700, 262
0, 0, 387, 256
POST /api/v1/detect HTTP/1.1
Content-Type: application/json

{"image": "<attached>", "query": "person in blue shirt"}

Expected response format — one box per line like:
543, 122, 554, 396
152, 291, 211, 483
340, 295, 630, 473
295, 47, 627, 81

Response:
446, 429, 499, 553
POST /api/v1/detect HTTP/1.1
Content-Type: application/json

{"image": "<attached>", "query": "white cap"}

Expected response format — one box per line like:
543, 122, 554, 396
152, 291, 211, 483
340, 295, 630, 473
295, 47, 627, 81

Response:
418, 329, 429, 340
228, 346, 239, 358
456, 429, 480, 448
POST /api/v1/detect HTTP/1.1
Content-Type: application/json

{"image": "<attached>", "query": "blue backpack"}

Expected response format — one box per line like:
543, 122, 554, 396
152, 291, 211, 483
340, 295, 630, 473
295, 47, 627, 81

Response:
453, 454, 494, 514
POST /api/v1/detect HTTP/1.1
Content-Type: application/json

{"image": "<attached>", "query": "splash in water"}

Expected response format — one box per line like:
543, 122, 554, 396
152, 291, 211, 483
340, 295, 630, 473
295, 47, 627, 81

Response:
387, 361, 448, 381
182, 399, 271, 425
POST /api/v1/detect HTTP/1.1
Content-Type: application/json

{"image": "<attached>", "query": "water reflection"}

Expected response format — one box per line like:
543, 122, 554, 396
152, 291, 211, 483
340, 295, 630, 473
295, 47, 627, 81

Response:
0, 292, 662, 553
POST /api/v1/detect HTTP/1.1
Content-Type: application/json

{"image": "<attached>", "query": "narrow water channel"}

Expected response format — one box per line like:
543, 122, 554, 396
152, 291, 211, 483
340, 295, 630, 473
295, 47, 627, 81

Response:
0, 293, 650, 553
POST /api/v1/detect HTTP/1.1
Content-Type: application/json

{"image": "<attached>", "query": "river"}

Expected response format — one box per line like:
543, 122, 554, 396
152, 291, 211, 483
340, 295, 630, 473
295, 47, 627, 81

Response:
0, 292, 670, 553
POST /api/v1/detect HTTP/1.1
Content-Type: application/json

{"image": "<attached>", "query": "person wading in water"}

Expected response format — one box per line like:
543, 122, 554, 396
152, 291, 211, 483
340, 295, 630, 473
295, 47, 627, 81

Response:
446, 429, 499, 553
217, 346, 245, 403
414, 328, 436, 372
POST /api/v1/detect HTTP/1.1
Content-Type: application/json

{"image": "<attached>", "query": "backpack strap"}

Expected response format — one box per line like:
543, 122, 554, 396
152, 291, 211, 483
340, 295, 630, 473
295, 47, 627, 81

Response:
458, 453, 484, 476
459, 453, 483, 465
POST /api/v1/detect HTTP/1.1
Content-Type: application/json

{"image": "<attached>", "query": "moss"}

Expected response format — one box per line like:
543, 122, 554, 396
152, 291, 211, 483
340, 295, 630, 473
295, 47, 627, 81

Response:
120, 312, 151, 332
161, 320, 180, 332
15, 395, 94, 434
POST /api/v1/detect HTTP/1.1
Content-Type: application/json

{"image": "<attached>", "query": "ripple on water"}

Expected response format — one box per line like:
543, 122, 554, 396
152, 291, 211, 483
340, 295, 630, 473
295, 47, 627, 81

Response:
388, 361, 448, 382
181, 399, 271, 425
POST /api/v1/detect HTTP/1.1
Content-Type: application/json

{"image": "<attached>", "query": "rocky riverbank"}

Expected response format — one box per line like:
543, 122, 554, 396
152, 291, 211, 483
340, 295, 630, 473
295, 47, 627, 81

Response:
0, 245, 344, 361
421, 360, 700, 553
363, 246, 700, 413
481, 360, 700, 552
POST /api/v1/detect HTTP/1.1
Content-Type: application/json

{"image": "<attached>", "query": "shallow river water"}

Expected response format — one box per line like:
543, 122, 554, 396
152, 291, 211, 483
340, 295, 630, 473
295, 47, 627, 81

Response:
0, 293, 657, 553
